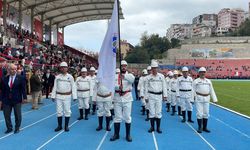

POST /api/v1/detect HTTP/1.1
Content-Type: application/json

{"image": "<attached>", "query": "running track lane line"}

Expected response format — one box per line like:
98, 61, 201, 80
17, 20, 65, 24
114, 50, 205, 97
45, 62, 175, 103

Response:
0, 113, 56, 140
0, 103, 55, 123
211, 115, 250, 139
0, 103, 77, 140
185, 122, 216, 150
36, 120, 79, 150
152, 132, 159, 150
96, 122, 114, 150
177, 115, 216, 150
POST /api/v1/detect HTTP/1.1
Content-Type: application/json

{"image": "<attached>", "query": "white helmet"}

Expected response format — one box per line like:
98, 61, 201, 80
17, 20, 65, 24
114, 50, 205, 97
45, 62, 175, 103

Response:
173, 70, 179, 75
116, 68, 120, 73
167, 71, 174, 76
81, 67, 87, 72
151, 60, 158, 68
147, 66, 151, 70
198, 67, 206, 72
60, 62, 68, 67
121, 60, 127, 65
182, 66, 189, 72
142, 69, 148, 75
90, 67, 95, 71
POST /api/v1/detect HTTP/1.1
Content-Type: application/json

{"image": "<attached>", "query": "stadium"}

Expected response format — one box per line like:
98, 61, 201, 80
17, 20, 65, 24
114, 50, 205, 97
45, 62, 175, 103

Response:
0, 0, 249, 150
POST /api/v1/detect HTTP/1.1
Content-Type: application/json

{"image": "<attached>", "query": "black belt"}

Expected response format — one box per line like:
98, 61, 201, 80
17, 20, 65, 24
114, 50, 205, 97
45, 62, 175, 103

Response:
180, 89, 192, 92
171, 90, 176, 92
148, 91, 162, 95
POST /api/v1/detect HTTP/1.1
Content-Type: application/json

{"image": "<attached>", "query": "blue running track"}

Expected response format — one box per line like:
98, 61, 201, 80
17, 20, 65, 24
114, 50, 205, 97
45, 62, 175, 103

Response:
0, 92, 249, 150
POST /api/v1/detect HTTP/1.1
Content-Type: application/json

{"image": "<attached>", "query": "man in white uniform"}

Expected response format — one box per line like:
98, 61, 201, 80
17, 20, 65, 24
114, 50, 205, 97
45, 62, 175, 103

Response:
165, 71, 173, 112
177, 67, 194, 123
75, 67, 93, 120
51, 62, 77, 132
89, 67, 97, 115
142, 60, 167, 134
169, 70, 178, 116
138, 69, 148, 116
110, 60, 135, 142
94, 81, 112, 132
193, 67, 218, 133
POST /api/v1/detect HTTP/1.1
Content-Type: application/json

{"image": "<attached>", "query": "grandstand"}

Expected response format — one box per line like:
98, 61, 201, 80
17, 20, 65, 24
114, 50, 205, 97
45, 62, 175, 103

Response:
0, 0, 124, 77
159, 36, 250, 79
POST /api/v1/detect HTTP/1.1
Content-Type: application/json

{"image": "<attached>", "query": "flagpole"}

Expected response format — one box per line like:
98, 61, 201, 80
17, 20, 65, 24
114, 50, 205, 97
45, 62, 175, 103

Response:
117, 0, 123, 90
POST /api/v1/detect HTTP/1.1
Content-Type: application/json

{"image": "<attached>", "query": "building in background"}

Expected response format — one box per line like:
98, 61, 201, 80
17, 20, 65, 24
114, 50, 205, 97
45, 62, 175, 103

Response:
166, 24, 192, 41
218, 8, 245, 33
121, 40, 134, 58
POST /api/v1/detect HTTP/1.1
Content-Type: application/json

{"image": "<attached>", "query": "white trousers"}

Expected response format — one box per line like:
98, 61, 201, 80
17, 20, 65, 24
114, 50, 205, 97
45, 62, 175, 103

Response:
180, 97, 193, 111
78, 97, 90, 109
148, 98, 162, 119
195, 95, 210, 119
114, 102, 132, 123
170, 92, 177, 106
97, 101, 111, 117
56, 98, 71, 117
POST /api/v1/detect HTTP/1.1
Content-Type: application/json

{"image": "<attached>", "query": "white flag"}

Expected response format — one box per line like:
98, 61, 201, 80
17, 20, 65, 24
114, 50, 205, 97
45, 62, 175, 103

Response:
97, 0, 119, 93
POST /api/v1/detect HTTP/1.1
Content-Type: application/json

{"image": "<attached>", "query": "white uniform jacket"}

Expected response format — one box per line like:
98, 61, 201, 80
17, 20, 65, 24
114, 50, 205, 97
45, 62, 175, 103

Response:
75, 76, 93, 98
193, 78, 218, 103
114, 72, 135, 102
176, 76, 194, 101
143, 73, 168, 99
51, 73, 77, 100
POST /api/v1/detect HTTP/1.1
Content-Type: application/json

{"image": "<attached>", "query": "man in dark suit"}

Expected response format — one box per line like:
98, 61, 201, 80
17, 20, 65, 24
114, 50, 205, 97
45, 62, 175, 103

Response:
0, 63, 27, 134
42, 69, 55, 99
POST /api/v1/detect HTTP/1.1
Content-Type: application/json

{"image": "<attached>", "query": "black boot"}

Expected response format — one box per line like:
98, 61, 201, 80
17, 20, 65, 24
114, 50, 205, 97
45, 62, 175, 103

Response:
171, 106, 176, 116
197, 119, 202, 133
181, 111, 186, 123
203, 118, 210, 133
148, 118, 155, 133
110, 109, 114, 120
77, 109, 84, 120
64, 117, 70, 132
145, 110, 149, 121
110, 123, 120, 141
187, 111, 194, 123
92, 104, 96, 115
125, 123, 132, 142
96, 116, 103, 131
106, 116, 111, 131
166, 103, 170, 112
178, 106, 182, 116
156, 118, 162, 133
85, 109, 89, 120
54, 117, 63, 132
142, 106, 146, 115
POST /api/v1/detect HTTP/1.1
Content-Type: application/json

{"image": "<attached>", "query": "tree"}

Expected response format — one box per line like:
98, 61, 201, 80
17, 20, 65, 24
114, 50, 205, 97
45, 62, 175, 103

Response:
171, 38, 181, 48
231, 19, 250, 36
125, 32, 173, 63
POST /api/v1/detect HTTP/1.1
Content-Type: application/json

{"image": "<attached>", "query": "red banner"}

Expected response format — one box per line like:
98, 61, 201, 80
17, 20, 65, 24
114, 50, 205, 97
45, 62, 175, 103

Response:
57, 32, 64, 46
34, 19, 43, 42
0, 0, 2, 17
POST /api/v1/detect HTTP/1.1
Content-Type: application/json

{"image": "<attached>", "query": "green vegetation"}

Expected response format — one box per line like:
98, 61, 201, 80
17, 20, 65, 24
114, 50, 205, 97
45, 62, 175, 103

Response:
125, 32, 180, 64
212, 80, 250, 116
230, 19, 250, 36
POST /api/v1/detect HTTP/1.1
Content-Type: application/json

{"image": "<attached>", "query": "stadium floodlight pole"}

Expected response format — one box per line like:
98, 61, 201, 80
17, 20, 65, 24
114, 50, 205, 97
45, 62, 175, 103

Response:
117, 0, 123, 92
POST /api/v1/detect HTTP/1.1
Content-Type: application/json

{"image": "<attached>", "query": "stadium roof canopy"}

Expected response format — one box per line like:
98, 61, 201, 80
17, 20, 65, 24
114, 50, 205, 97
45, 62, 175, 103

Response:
7, 0, 123, 28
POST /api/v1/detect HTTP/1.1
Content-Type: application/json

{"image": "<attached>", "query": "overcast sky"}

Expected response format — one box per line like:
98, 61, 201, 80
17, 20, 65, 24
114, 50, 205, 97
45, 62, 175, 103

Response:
64, 0, 249, 52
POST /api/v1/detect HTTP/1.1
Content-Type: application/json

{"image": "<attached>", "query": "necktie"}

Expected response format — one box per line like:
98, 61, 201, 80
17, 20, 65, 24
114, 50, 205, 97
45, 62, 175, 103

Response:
10, 77, 13, 88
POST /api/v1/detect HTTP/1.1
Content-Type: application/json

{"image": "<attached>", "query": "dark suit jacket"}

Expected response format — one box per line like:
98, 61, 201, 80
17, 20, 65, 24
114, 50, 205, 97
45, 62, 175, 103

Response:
42, 73, 55, 88
0, 74, 27, 105
30, 74, 42, 92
